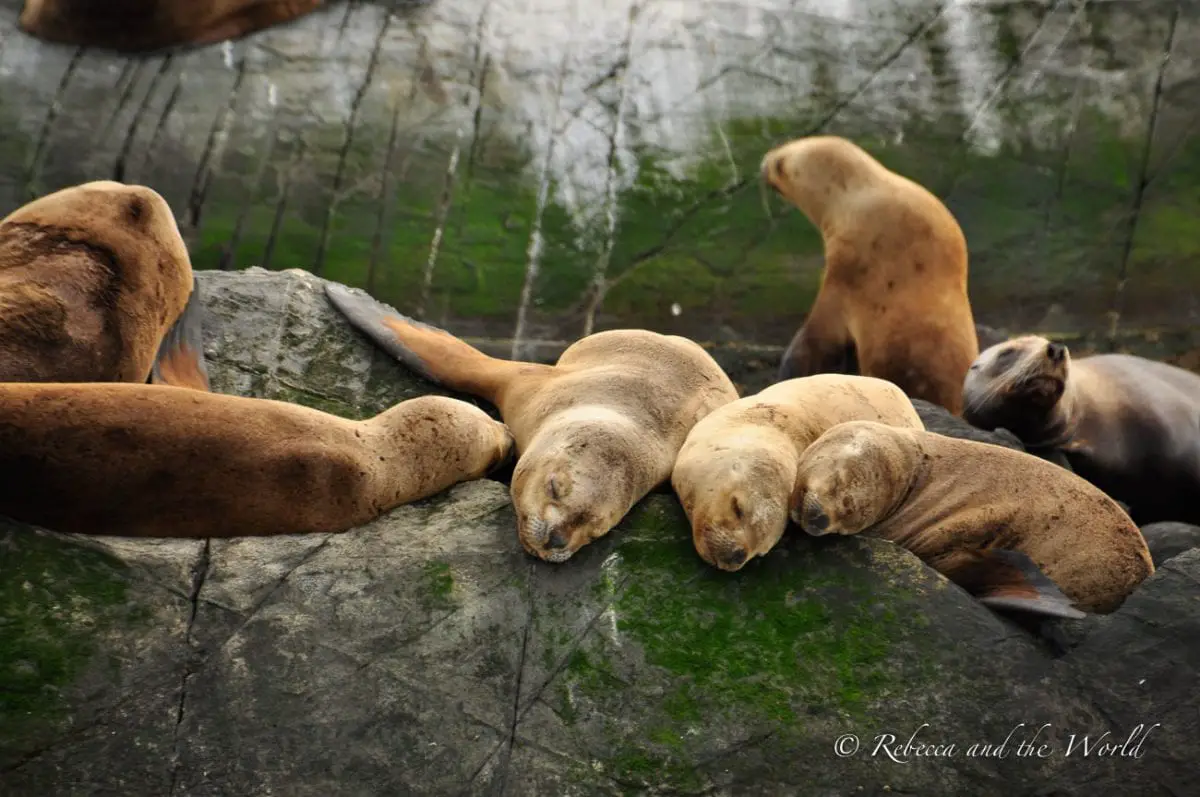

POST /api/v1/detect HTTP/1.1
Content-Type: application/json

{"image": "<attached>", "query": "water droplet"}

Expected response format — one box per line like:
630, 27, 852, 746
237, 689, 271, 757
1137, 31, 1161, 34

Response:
670, 302, 682, 317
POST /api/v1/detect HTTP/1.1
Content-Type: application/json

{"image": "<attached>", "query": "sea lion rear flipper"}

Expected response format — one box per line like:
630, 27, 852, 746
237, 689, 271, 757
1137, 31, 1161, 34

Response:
150, 280, 211, 392
967, 549, 1088, 620
324, 282, 540, 404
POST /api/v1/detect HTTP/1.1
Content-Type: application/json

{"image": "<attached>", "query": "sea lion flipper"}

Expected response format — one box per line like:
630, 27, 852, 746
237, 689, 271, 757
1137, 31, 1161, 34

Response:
324, 282, 538, 404
324, 283, 444, 383
150, 280, 211, 392
971, 549, 1087, 620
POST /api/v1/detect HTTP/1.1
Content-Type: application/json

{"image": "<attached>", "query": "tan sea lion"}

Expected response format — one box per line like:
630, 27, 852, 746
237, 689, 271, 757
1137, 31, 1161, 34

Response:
0, 385, 514, 538
791, 421, 1155, 617
0, 183, 509, 538
1, 180, 204, 387
19, 0, 324, 53
762, 135, 979, 415
671, 374, 923, 572
323, 283, 740, 563
962, 335, 1200, 526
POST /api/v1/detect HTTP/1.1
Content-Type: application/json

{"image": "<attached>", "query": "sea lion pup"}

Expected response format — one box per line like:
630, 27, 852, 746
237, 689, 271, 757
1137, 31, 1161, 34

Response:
762, 135, 979, 415
19, 0, 324, 53
0, 180, 205, 388
0, 384, 514, 538
791, 421, 1155, 617
671, 374, 923, 572
963, 335, 1200, 525
323, 283, 740, 563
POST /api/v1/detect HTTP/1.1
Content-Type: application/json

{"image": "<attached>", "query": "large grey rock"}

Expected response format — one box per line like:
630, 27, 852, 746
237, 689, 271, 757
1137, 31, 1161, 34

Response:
0, 268, 1197, 796
1138, 522, 1200, 567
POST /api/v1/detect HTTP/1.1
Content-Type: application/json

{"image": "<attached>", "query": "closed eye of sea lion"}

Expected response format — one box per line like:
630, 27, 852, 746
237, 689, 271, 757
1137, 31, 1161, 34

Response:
670, 374, 923, 572
762, 135, 979, 415
0, 386, 514, 538
323, 283, 740, 563
19, 0, 324, 53
0, 180, 203, 387
791, 420, 1155, 618
963, 335, 1200, 525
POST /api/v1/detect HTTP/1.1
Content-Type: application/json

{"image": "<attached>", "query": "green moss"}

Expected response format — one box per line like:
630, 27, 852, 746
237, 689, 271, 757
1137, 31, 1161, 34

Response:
607, 499, 907, 725
0, 529, 138, 750
552, 496, 933, 792
420, 561, 456, 610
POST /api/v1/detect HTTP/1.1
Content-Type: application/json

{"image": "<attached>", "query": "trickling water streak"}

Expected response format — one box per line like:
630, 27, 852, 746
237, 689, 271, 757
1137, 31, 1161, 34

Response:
581, 3, 640, 337
417, 126, 464, 320
943, 0, 1003, 154
512, 11, 578, 360
962, 0, 1075, 141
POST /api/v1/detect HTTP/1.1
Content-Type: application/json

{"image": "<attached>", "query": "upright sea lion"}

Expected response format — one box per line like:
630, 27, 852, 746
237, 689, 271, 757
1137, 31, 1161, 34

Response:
0, 180, 203, 387
762, 135, 978, 415
323, 283, 740, 563
671, 374, 923, 572
962, 335, 1200, 525
0, 385, 515, 538
19, 0, 324, 53
791, 421, 1155, 617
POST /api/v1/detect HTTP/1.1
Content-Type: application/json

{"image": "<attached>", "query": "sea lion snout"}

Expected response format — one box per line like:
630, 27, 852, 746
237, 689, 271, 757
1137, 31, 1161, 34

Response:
545, 531, 568, 550
719, 546, 748, 569
799, 494, 831, 536
1046, 341, 1066, 364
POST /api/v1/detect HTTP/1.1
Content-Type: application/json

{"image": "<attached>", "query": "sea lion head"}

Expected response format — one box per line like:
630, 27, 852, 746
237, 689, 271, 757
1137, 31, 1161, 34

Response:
510, 410, 644, 564
672, 427, 794, 572
1, 181, 193, 307
962, 335, 1073, 446
0, 181, 195, 382
790, 421, 922, 537
2, 180, 189, 272
760, 135, 878, 226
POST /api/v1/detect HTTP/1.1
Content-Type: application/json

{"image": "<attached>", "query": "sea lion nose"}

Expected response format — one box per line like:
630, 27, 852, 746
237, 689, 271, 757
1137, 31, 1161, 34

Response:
545, 531, 568, 550
1046, 341, 1065, 362
722, 547, 748, 567
801, 498, 830, 535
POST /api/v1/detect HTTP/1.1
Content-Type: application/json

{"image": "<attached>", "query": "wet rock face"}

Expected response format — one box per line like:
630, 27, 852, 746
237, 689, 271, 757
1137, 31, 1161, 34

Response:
1, 0, 1199, 353
1, 268, 1197, 796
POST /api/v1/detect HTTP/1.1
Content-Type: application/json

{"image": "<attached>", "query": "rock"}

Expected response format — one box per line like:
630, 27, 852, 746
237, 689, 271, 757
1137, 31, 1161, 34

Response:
910, 398, 1024, 450
193, 266, 498, 420
1138, 522, 1200, 567
975, 324, 1010, 350
2, 268, 1198, 796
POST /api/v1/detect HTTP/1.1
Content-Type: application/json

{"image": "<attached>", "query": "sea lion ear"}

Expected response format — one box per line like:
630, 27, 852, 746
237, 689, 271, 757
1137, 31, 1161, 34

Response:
963, 549, 1088, 620
150, 279, 211, 392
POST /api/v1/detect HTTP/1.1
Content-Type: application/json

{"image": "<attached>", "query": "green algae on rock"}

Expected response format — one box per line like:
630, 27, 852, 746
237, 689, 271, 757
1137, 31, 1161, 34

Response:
0, 525, 139, 756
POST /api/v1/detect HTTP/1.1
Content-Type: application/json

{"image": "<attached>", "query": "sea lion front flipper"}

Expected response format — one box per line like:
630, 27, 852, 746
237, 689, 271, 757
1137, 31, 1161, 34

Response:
150, 280, 211, 392
966, 549, 1088, 620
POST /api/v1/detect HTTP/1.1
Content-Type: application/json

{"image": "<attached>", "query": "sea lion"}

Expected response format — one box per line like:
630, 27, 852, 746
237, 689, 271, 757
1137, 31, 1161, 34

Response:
762, 135, 979, 415
791, 421, 1155, 617
0, 385, 515, 538
0, 180, 203, 387
323, 283, 740, 563
19, 0, 324, 53
671, 374, 923, 572
962, 335, 1200, 525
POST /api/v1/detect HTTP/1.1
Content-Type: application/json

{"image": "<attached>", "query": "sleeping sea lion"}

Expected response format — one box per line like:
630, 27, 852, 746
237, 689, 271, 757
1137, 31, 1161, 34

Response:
0, 385, 514, 538
671, 374, 923, 572
323, 282, 740, 563
791, 420, 1155, 617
